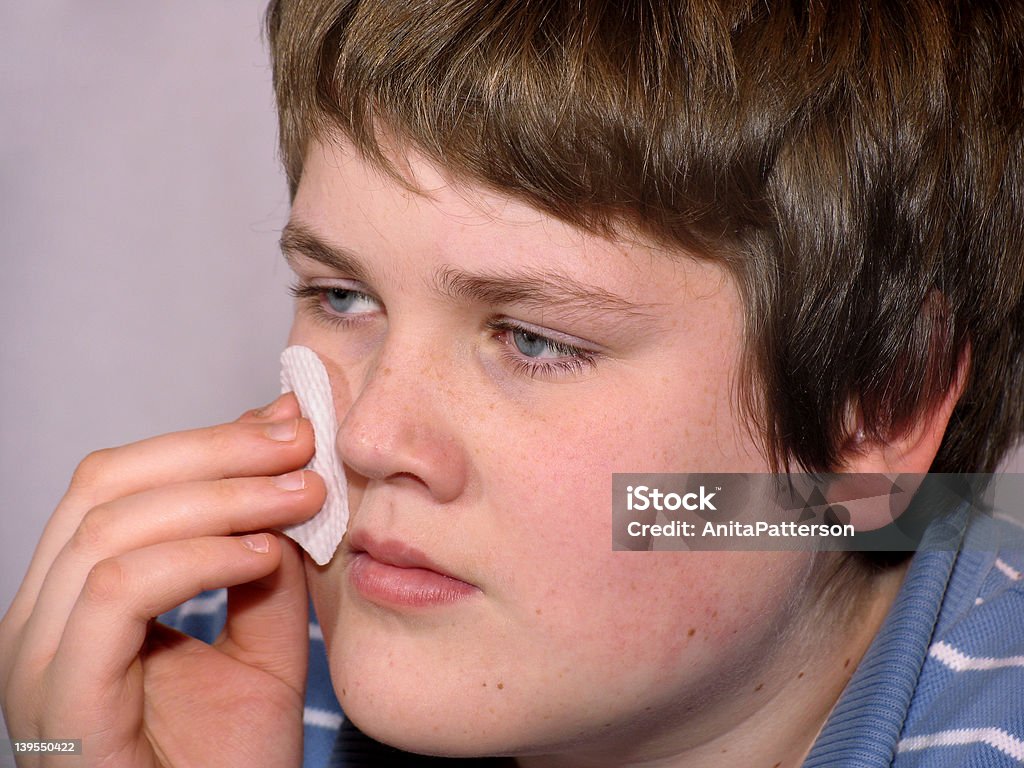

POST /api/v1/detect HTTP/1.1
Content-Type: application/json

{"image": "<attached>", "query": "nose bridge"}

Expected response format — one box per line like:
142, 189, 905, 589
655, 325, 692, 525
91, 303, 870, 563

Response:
357, 325, 450, 415
336, 328, 466, 504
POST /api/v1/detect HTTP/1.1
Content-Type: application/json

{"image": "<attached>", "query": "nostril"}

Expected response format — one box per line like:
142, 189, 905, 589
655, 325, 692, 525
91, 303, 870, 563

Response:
385, 470, 430, 489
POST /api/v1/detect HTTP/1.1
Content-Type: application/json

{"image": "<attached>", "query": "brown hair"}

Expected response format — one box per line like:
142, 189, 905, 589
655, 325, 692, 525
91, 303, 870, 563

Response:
265, 0, 1024, 473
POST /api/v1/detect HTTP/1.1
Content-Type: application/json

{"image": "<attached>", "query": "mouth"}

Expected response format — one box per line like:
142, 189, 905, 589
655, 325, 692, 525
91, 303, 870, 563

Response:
345, 530, 480, 609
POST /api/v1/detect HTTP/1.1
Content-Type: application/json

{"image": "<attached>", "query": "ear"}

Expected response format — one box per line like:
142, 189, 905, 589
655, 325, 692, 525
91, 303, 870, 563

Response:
834, 348, 969, 532
844, 347, 969, 476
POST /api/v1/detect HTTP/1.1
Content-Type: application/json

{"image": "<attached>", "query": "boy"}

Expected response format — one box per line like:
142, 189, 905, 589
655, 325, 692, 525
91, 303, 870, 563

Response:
2, 1, 1023, 766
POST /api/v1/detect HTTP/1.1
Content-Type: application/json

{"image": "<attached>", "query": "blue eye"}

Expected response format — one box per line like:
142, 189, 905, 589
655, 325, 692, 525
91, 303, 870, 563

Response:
489, 318, 600, 379
512, 328, 571, 359
324, 288, 378, 315
288, 282, 381, 330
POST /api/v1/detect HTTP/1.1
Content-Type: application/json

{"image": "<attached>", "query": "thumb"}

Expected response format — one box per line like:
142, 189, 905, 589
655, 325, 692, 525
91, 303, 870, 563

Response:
217, 533, 309, 691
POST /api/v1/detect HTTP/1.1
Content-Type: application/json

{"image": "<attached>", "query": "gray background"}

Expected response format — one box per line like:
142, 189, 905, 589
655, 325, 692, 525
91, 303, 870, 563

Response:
1, 3, 291, 743
2, 0, 1023, 750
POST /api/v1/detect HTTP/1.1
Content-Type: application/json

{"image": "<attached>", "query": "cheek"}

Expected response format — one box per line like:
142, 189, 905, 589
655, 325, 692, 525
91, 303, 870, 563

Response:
479, 405, 784, 686
477, 521, 811, 754
499, 526, 804, 684
478, 357, 783, 673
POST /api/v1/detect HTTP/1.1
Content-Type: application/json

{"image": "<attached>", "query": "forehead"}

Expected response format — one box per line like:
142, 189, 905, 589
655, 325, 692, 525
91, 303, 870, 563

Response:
291, 137, 734, 314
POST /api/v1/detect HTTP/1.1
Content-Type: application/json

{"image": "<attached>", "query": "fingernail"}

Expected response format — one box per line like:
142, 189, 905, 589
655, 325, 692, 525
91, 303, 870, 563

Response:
252, 394, 284, 419
272, 469, 306, 491
264, 418, 298, 442
241, 533, 271, 554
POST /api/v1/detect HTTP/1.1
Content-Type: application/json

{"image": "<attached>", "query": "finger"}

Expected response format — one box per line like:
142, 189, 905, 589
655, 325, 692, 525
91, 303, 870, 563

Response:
63, 416, 315, 509
217, 533, 309, 691
236, 391, 301, 423
6, 415, 316, 628
42, 534, 283, 741
20, 471, 325, 662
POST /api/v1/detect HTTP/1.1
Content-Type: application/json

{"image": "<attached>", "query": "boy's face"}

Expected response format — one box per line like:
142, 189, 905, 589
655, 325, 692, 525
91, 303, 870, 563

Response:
287, 138, 819, 760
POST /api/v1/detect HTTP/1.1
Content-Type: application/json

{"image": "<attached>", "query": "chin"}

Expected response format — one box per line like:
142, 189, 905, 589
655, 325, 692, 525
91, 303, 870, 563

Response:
337, 686, 520, 758
328, 644, 595, 760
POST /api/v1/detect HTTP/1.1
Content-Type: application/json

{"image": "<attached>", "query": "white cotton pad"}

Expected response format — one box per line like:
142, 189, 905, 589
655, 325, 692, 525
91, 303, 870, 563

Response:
279, 345, 349, 565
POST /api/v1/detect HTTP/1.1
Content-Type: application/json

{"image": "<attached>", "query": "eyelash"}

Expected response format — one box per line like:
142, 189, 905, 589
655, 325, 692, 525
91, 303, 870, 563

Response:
289, 282, 600, 379
289, 283, 375, 330
485, 319, 598, 379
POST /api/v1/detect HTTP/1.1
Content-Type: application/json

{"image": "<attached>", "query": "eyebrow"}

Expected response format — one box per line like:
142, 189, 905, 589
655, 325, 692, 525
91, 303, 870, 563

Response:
280, 220, 657, 321
435, 266, 652, 319
279, 221, 371, 284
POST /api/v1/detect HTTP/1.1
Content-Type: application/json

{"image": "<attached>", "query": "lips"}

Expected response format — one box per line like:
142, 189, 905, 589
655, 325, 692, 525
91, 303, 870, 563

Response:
345, 530, 479, 608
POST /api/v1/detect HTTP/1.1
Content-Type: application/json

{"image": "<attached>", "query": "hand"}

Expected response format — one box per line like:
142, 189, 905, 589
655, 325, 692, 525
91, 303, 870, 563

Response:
0, 393, 326, 767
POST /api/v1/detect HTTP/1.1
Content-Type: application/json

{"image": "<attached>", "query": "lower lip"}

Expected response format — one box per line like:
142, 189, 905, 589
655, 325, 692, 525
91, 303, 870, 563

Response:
348, 553, 479, 608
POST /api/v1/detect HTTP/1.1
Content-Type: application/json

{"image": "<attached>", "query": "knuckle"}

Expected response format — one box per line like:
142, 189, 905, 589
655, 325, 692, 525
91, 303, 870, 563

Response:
70, 448, 117, 491
191, 477, 238, 517
183, 537, 214, 562
83, 558, 128, 604
206, 422, 241, 456
237, 407, 262, 423
67, 505, 114, 558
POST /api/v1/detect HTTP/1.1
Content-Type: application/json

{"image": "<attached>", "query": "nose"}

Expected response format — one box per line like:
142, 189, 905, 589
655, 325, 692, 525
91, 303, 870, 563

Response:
336, 340, 468, 505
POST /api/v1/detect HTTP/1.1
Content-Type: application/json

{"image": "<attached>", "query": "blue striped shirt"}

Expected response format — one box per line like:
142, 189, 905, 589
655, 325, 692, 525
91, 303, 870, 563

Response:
806, 509, 1024, 767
